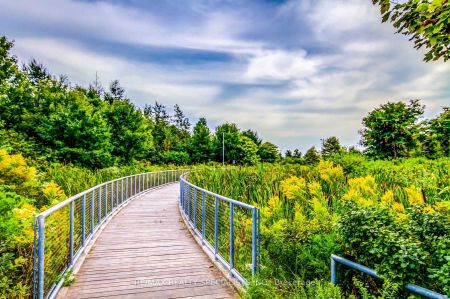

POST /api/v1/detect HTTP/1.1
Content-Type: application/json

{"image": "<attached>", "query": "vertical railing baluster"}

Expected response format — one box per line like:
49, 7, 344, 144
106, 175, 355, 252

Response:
98, 186, 101, 223
331, 257, 337, 285
252, 207, 257, 275
229, 203, 234, 272
214, 196, 219, 260
104, 184, 107, 217
187, 185, 191, 222
201, 191, 206, 244
69, 201, 74, 265
37, 215, 45, 299
110, 182, 113, 211
81, 194, 86, 247
116, 180, 119, 208
193, 188, 197, 230
91, 191, 94, 235
121, 179, 124, 204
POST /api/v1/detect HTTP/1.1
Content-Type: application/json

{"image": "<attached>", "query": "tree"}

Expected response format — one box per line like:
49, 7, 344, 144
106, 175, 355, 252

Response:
173, 104, 190, 132
238, 135, 260, 165
360, 100, 424, 159
422, 107, 450, 158
103, 100, 153, 163
190, 118, 213, 163
322, 136, 342, 158
104, 79, 126, 103
372, 0, 450, 61
36, 89, 114, 168
285, 150, 293, 158
258, 142, 279, 163
242, 129, 262, 146
293, 149, 302, 158
214, 123, 241, 164
23, 59, 51, 84
304, 146, 320, 165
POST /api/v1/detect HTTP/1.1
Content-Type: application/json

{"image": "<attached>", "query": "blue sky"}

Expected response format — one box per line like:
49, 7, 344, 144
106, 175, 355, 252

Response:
1, 0, 449, 153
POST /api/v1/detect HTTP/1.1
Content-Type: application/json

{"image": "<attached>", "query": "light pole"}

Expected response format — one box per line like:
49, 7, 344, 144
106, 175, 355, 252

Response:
222, 132, 225, 166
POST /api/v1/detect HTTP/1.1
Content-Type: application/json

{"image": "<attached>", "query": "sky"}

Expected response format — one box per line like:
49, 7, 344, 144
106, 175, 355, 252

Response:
1, 0, 449, 153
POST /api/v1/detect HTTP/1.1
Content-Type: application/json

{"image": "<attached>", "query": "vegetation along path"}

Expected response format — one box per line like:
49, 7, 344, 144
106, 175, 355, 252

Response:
60, 184, 237, 299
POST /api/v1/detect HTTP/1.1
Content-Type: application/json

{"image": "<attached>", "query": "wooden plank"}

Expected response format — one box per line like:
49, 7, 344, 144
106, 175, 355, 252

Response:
62, 184, 238, 299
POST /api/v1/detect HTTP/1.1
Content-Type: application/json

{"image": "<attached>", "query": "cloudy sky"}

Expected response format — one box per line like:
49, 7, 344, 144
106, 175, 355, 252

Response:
1, 0, 449, 153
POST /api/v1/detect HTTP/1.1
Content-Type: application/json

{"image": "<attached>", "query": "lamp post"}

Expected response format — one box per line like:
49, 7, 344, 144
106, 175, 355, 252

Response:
222, 132, 225, 166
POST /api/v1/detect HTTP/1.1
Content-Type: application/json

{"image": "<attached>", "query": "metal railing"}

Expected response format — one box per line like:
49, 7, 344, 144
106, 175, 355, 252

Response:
32, 169, 186, 299
179, 173, 261, 286
331, 255, 448, 299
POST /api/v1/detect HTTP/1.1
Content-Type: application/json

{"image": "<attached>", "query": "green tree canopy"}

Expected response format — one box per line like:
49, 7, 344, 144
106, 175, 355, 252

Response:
190, 117, 213, 163
322, 136, 343, 158
104, 100, 153, 163
304, 146, 320, 165
360, 99, 424, 159
372, 0, 450, 61
238, 135, 260, 165
258, 141, 280, 163
214, 123, 241, 164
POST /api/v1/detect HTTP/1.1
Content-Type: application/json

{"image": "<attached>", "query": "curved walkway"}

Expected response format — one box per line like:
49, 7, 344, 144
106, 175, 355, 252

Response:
62, 184, 237, 299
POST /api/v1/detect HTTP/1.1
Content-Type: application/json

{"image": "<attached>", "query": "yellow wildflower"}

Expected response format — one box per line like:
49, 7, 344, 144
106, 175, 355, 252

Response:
342, 175, 377, 207
423, 205, 435, 214
380, 190, 394, 208
42, 182, 66, 204
405, 186, 423, 206
318, 160, 344, 184
280, 176, 307, 201
392, 202, 405, 213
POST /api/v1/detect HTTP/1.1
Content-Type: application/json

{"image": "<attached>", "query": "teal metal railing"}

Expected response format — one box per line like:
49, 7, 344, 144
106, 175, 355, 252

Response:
179, 173, 261, 286
32, 169, 186, 299
331, 255, 448, 299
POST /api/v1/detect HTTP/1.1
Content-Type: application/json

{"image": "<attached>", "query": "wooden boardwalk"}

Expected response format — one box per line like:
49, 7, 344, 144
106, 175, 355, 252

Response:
62, 184, 238, 299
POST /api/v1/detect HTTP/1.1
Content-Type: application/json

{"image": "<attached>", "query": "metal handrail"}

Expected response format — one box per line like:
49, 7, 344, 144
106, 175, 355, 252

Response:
331, 255, 448, 299
32, 169, 186, 299
179, 173, 261, 286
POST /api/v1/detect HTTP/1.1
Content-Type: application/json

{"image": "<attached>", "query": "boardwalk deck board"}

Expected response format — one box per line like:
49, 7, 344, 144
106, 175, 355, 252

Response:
62, 184, 238, 299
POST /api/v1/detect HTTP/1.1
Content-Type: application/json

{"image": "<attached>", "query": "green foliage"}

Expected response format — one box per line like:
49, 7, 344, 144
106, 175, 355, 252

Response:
258, 142, 280, 163
189, 158, 450, 298
304, 146, 320, 165
189, 117, 213, 163
321, 137, 342, 158
238, 135, 261, 165
360, 100, 424, 159
372, 0, 450, 61
161, 150, 190, 165
104, 100, 153, 163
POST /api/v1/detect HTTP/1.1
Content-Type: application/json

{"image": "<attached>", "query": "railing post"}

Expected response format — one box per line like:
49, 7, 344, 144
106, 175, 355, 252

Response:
193, 188, 197, 229
126, 178, 129, 200
331, 256, 337, 285
98, 186, 101, 223
229, 203, 234, 272
201, 191, 206, 243
116, 180, 119, 208
179, 180, 183, 206
37, 215, 45, 299
91, 191, 94, 234
134, 175, 137, 195
69, 201, 74, 265
121, 179, 124, 204
187, 185, 191, 222
81, 194, 86, 247
146, 173, 149, 190
110, 182, 113, 211
252, 207, 257, 275
104, 184, 107, 217
214, 196, 219, 260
